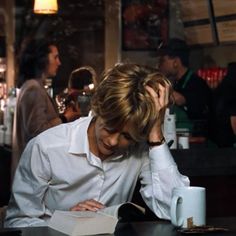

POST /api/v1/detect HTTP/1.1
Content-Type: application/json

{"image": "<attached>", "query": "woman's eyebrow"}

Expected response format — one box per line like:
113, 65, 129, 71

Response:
121, 132, 135, 140
104, 125, 119, 133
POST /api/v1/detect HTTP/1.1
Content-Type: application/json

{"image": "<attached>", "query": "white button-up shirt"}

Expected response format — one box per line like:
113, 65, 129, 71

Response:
5, 117, 189, 227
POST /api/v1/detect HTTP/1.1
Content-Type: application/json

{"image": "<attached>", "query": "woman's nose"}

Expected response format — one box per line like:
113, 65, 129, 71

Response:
107, 133, 119, 146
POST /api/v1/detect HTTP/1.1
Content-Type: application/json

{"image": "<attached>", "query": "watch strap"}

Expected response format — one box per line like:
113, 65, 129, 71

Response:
147, 137, 165, 146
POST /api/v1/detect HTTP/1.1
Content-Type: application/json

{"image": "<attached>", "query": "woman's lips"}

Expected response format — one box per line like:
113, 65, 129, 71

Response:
103, 143, 113, 151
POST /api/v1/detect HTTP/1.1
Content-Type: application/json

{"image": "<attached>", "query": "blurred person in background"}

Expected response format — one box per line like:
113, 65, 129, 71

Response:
209, 62, 236, 147
68, 66, 97, 96
158, 38, 211, 137
56, 66, 97, 116
12, 37, 80, 179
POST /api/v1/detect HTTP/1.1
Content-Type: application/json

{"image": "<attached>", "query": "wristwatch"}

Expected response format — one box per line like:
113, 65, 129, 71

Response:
147, 137, 165, 146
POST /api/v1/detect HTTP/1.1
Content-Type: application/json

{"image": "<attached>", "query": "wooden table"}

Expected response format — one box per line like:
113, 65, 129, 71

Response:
1, 217, 236, 236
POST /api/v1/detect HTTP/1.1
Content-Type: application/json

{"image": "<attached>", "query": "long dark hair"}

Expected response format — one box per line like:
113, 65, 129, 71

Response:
17, 37, 57, 88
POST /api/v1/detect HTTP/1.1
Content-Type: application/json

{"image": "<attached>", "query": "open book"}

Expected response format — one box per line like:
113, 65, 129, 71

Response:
48, 202, 145, 236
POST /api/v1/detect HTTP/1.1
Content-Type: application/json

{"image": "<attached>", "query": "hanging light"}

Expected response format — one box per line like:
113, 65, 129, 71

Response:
34, 0, 58, 14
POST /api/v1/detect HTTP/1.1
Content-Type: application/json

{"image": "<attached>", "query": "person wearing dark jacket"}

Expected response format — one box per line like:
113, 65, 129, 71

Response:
209, 62, 236, 147
159, 38, 211, 136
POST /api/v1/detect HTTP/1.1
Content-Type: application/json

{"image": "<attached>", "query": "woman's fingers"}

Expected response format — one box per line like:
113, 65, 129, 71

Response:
145, 84, 170, 110
159, 83, 170, 108
70, 199, 105, 212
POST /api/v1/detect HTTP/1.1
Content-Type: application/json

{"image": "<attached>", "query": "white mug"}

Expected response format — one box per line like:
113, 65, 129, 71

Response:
171, 186, 206, 228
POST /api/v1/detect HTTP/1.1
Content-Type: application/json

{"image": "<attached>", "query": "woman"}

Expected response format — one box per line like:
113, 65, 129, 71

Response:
5, 63, 189, 227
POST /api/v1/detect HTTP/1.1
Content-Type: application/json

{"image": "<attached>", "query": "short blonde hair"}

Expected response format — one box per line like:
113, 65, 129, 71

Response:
91, 64, 171, 142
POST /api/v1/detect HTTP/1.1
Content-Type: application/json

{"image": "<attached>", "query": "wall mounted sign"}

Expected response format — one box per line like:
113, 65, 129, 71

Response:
180, 0, 236, 45
212, 0, 236, 43
180, 0, 215, 46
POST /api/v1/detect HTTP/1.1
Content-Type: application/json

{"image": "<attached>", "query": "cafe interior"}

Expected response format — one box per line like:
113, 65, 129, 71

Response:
0, 0, 236, 234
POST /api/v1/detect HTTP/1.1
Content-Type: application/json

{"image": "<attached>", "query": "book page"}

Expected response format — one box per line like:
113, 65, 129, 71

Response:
49, 210, 118, 236
49, 202, 146, 235
98, 204, 121, 218
61, 210, 99, 218
99, 202, 145, 220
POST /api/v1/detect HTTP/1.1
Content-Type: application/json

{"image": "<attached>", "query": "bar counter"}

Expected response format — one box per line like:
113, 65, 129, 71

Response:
1, 217, 236, 236
172, 147, 236, 176
172, 148, 236, 217
1, 146, 236, 217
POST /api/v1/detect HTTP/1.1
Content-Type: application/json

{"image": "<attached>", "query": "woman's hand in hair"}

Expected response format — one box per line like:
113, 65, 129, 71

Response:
145, 83, 170, 143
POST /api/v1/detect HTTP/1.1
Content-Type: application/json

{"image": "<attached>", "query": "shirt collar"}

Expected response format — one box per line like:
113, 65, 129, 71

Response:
68, 116, 93, 156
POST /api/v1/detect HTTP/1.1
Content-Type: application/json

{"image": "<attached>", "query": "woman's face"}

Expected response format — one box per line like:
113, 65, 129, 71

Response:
91, 117, 136, 159
46, 45, 61, 77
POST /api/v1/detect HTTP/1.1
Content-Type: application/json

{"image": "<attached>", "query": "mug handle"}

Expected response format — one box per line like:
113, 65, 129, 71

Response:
171, 195, 183, 227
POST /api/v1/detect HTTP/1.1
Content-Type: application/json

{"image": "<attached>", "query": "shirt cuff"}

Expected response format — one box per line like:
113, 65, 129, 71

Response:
149, 143, 176, 170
